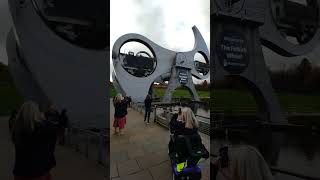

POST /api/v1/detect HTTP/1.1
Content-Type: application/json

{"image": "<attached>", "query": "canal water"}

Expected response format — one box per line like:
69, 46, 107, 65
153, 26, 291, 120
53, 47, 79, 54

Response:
212, 129, 320, 180
157, 105, 210, 123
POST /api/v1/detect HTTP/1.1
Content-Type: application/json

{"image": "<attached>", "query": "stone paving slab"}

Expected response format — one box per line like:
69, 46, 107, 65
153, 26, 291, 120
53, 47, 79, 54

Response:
149, 161, 173, 180
136, 151, 170, 170
110, 103, 210, 180
117, 159, 141, 176
127, 147, 145, 159
52, 146, 106, 179
110, 150, 129, 164
111, 161, 119, 178
112, 170, 153, 180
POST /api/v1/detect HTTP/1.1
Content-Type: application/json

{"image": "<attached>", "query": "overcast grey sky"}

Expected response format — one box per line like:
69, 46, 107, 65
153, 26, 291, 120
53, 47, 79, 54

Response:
110, 0, 210, 83
0, 0, 319, 70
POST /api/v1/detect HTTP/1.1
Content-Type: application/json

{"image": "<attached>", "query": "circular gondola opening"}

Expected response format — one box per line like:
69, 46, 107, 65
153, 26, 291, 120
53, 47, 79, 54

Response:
271, 0, 319, 45
32, 0, 108, 49
119, 41, 157, 78
194, 52, 209, 76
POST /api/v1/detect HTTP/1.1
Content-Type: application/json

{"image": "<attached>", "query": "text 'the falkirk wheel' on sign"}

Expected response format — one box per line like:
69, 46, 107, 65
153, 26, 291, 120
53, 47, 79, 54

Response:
112, 26, 210, 103
212, 0, 320, 123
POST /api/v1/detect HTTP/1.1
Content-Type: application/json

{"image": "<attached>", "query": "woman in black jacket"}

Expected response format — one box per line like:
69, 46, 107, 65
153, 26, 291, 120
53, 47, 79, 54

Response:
168, 107, 200, 156
144, 94, 152, 124
11, 101, 59, 180
169, 108, 184, 134
113, 93, 131, 135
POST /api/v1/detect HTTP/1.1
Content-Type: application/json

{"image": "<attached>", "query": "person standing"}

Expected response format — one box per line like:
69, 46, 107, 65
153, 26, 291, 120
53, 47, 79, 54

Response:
44, 103, 60, 124
169, 108, 183, 134
113, 94, 131, 135
144, 94, 152, 124
58, 109, 69, 145
9, 108, 18, 132
11, 101, 60, 180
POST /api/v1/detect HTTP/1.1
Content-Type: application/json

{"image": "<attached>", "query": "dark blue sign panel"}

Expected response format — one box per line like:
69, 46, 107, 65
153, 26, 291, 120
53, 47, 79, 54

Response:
178, 68, 188, 85
217, 31, 249, 74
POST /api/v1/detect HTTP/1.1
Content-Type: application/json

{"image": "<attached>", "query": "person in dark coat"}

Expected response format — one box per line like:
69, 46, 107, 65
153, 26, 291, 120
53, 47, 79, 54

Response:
11, 101, 60, 180
168, 107, 208, 168
44, 103, 60, 124
113, 93, 131, 135
9, 108, 18, 132
144, 94, 152, 124
169, 107, 200, 152
57, 109, 69, 145
168, 108, 184, 153
169, 108, 184, 134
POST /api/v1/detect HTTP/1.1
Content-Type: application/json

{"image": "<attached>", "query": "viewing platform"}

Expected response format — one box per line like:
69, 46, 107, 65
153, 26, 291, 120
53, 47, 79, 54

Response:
110, 102, 210, 180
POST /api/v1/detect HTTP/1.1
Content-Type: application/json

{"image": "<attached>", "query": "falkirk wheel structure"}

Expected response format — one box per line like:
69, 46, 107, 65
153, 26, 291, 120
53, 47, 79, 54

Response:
112, 26, 210, 103
212, 0, 320, 123
6, 0, 108, 128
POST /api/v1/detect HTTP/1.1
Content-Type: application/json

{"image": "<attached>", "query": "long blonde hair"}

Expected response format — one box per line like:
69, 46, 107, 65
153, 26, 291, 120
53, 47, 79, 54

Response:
114, 93, 124, 104
182, 107, 199, 129
230, 146, 274, 180
11, 101, 44, 144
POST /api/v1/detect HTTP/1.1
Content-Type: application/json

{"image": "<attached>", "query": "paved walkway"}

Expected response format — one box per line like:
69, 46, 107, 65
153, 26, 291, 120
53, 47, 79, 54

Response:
0, 116, 106, 180
110, 104, 210, 180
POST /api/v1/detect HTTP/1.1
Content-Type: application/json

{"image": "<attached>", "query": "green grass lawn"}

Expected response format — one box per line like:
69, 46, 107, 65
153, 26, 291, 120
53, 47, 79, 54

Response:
111, 86, 320, 113
154, 88, 209, 98
277, 91, 320, 113
0, 84, 23, 115
212, 89, 256, 112
213, 89, 320, 113
109, 85, 209, 98
1, 83, 319, 115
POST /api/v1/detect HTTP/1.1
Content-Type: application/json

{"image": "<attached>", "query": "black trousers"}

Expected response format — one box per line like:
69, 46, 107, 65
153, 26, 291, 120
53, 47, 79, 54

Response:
144, 108, 151, 123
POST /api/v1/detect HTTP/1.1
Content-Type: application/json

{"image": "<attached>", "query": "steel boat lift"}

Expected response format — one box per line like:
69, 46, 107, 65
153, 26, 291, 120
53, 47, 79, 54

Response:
6, 0, 109, 128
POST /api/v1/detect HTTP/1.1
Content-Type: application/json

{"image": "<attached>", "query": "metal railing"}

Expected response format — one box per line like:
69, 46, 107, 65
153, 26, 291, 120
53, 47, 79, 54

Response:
211, 112, 225, 128
131, 102, 211, 136
64, 126, 108, 166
